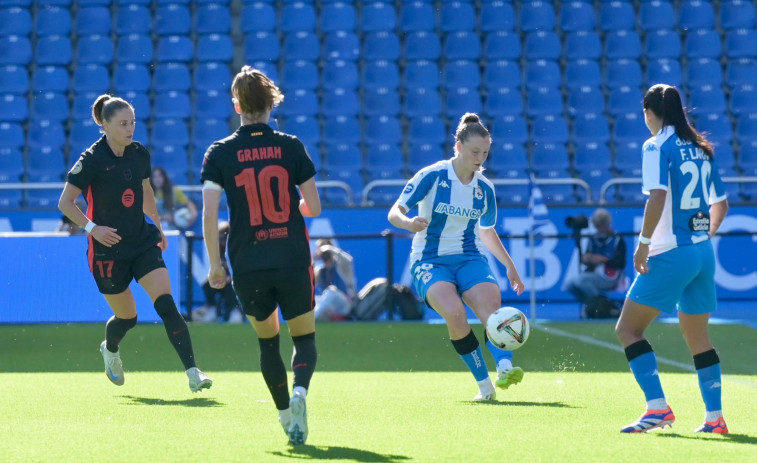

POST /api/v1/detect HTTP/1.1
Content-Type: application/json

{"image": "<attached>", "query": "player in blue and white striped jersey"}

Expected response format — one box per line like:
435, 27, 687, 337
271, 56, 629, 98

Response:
616, 85, 730, 434
388, 113, 525, 401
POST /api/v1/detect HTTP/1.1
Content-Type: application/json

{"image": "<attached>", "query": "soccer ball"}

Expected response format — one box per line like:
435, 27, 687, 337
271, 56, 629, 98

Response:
172, 207, 193, 229
486, 307, 530, 350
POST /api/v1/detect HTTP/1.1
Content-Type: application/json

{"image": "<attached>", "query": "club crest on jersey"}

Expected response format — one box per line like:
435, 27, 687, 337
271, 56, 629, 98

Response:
474, 186, 483, 200
123, 169, 132, 181
71, 161, 83, 175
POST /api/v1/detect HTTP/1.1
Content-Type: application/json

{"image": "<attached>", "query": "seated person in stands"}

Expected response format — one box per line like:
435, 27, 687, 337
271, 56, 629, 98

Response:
150, 166, 197, 230
313, 239, 357, 321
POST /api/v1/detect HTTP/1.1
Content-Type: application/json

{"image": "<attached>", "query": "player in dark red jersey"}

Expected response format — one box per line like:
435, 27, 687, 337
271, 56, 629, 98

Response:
59, 94, 212, 393
200, 66, 321, 445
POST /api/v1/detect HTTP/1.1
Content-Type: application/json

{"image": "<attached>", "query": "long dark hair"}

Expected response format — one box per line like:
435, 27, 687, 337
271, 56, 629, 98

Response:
643, 84, 714, 156
150, 166, 174, 211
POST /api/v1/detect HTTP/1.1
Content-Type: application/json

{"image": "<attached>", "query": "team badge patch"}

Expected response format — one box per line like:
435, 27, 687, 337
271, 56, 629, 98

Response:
71, 161, 83, 175
474, 186, 483, 200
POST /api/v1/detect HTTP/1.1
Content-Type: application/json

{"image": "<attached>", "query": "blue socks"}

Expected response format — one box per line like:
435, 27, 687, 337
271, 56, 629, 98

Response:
694, 349, 722, 412
485, 333, 513, 367
625, 340, 665, 402
451, 330, 489, 382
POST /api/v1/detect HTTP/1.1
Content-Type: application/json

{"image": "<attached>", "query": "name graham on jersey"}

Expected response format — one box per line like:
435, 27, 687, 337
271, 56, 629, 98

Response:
237, 146, 282, 162
434, 203, 482, 219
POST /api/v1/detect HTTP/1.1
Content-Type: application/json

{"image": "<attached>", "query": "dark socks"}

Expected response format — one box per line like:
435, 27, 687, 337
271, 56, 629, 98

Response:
259, 334, 290, 410
154, 294, 196, 370
105, 315, 137, 353
292, 332, 317, 391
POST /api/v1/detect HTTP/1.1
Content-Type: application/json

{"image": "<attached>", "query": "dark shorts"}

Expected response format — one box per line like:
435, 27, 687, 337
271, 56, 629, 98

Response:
232, 266, 315, 321
91, 245, 166, 295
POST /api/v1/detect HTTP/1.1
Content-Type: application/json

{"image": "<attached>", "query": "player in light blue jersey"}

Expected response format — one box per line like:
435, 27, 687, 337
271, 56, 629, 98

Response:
388, 113, 525, 401
616, 85, 730, 434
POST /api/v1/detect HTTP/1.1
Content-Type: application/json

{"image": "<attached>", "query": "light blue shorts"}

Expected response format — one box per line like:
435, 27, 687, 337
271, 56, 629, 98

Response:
411, 254, 498, 304
626, 241, 717, 315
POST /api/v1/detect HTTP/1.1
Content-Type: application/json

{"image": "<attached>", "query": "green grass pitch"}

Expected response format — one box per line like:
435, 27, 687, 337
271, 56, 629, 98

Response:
1, 322, 755, 462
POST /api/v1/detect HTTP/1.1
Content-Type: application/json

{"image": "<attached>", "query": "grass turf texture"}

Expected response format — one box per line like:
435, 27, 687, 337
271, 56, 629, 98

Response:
1, 322, 755, 462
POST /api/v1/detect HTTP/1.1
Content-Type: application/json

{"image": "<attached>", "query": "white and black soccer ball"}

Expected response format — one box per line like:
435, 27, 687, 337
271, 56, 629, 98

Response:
172, 207, 192, 229
486, 306, 530, 350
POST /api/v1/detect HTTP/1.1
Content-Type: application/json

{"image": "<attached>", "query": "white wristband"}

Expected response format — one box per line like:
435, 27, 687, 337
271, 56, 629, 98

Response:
638, 235, 651, 245
84, 221, 96, 234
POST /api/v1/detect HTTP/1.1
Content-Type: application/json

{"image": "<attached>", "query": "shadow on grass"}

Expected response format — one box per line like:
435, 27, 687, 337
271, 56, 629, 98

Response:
461, 400, 577, 408
119, 395, 224, 407
268, 445, 409, 462
656, 432, 757, 445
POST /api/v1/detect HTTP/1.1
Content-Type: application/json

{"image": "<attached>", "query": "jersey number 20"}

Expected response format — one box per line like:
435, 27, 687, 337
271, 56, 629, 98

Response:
235, 166, 290, 226
680, 160, 712, 210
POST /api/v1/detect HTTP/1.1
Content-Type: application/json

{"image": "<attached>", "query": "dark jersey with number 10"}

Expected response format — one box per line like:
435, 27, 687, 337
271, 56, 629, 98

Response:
200, 123, 317, 275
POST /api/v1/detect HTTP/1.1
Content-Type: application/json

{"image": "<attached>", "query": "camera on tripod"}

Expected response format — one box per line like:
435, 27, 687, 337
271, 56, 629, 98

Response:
565, 214, 589, 231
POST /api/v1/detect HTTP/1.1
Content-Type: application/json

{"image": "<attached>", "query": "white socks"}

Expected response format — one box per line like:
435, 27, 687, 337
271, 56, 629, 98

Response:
497, 359, 513, 374
647, 398, 668, 410
705, 410, 723, 422
293, 386, 307, 398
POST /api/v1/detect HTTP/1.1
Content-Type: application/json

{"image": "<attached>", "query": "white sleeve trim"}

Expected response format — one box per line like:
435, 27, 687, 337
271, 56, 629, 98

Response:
202, 180, 223, 191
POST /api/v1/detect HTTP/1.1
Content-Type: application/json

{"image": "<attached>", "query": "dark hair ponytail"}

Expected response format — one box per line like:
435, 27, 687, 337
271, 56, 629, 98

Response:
643, 85, 714, 156
454, 112, 490, 145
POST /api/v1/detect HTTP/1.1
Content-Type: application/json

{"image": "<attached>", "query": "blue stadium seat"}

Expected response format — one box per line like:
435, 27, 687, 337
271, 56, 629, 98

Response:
565, 60, 602, 91
197, 34, 234, 63
485, 86, 524, 118
322, 87, 359, 117
321, 2, 356, 33
689, 85, 727, 118
567, 86, 605, 117
151, 119, 189, 148
490, 115, 528, 146
407, 143, 445, 174
195, 90, 232, 120
32, 66, 69, 93
31, 92, 68, 121
712, 142, 737, 175
488, 142, 529, 180
71, 64, 110, 93
445, 87, 483, 119
637, 1, 676, 32
116, 5, 151, 36
323, 116, 361, 146
75, 6, 112, 36
613, 113, 648, 145
322, 60, 359, 89
520, 1, 555, 33
617, 183, 647, 204
404, 87, 442, 118
578, 167, 615, 203
404, 32, 441, 61
71, 91, 99, 119
324, 141, 361, 168
484, 31, 521, 61
687, 58, 723, 88
366, 143, 403, 171
321, 166, 363, 206
440, 1, 475, 32
564, 31, 602, 61
685, 29, 722, 59
279, 115, 319, 147
483, 60, 521, 91
113, 63, 150, 93
364, 115, 402, 146
725, 58, 757, 89
155, 4, 191, 35
645, 30, 682, 60
122, 91, 150, 120
154, 91, 191, 120
721, 1, 756, 31
195, 4, 231, 35
679, 0, 715, 31
27, 146, 66, 183
608, 85, 642, 116
530, 143, 570, 178
68, 118, 101, 154
323, 31, 360, 61
35, 35, 72, 66
362, 60, 399, 91
0, 93, 27, 122
248, 60, 278, 82
573, 141, 612, 173
605, 30, 642, 60
443, 60, 480, 90
444, 31, 481, 61
525, 31, 561, 61
240, 2, 276, 33
572, 112, 610, 145
739, 140, 757, 176
157, 36, 194, 63
0, 147, 24, 183
0, 122, 24, 149
116, 34, 153, 64
480, 1, 515, 33
25, 189, 64, 209
560, 1, 596, 32
599, 1, 635, 32
282, 31, 319, 61
0, 6, 32, 36
363, 87, 401, 117
28, 119, 66, 150
646, 58, 683, 88
736, 113, 757, 144
525, 60, 561, 89
495, 182, 531, 205
531, 114, 569, 145
725, 29, 757, 59
194, 62, 232, 92
277, 88, 318, 117
605, 59, 642, 89
36, 6, 71, 36
361, 2, 396, 33
280, 60, 319, 90
281, 2, 317, 32
695, 112, 732, 144
151, 145, 189, 182
76, 35, 114, 65
400, 2, 435, 32
363, 31, 401, 61
404, 60, 440, 90
0, 65, 28, 94
192, 117, 229, 148
244, 31, 279, 62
